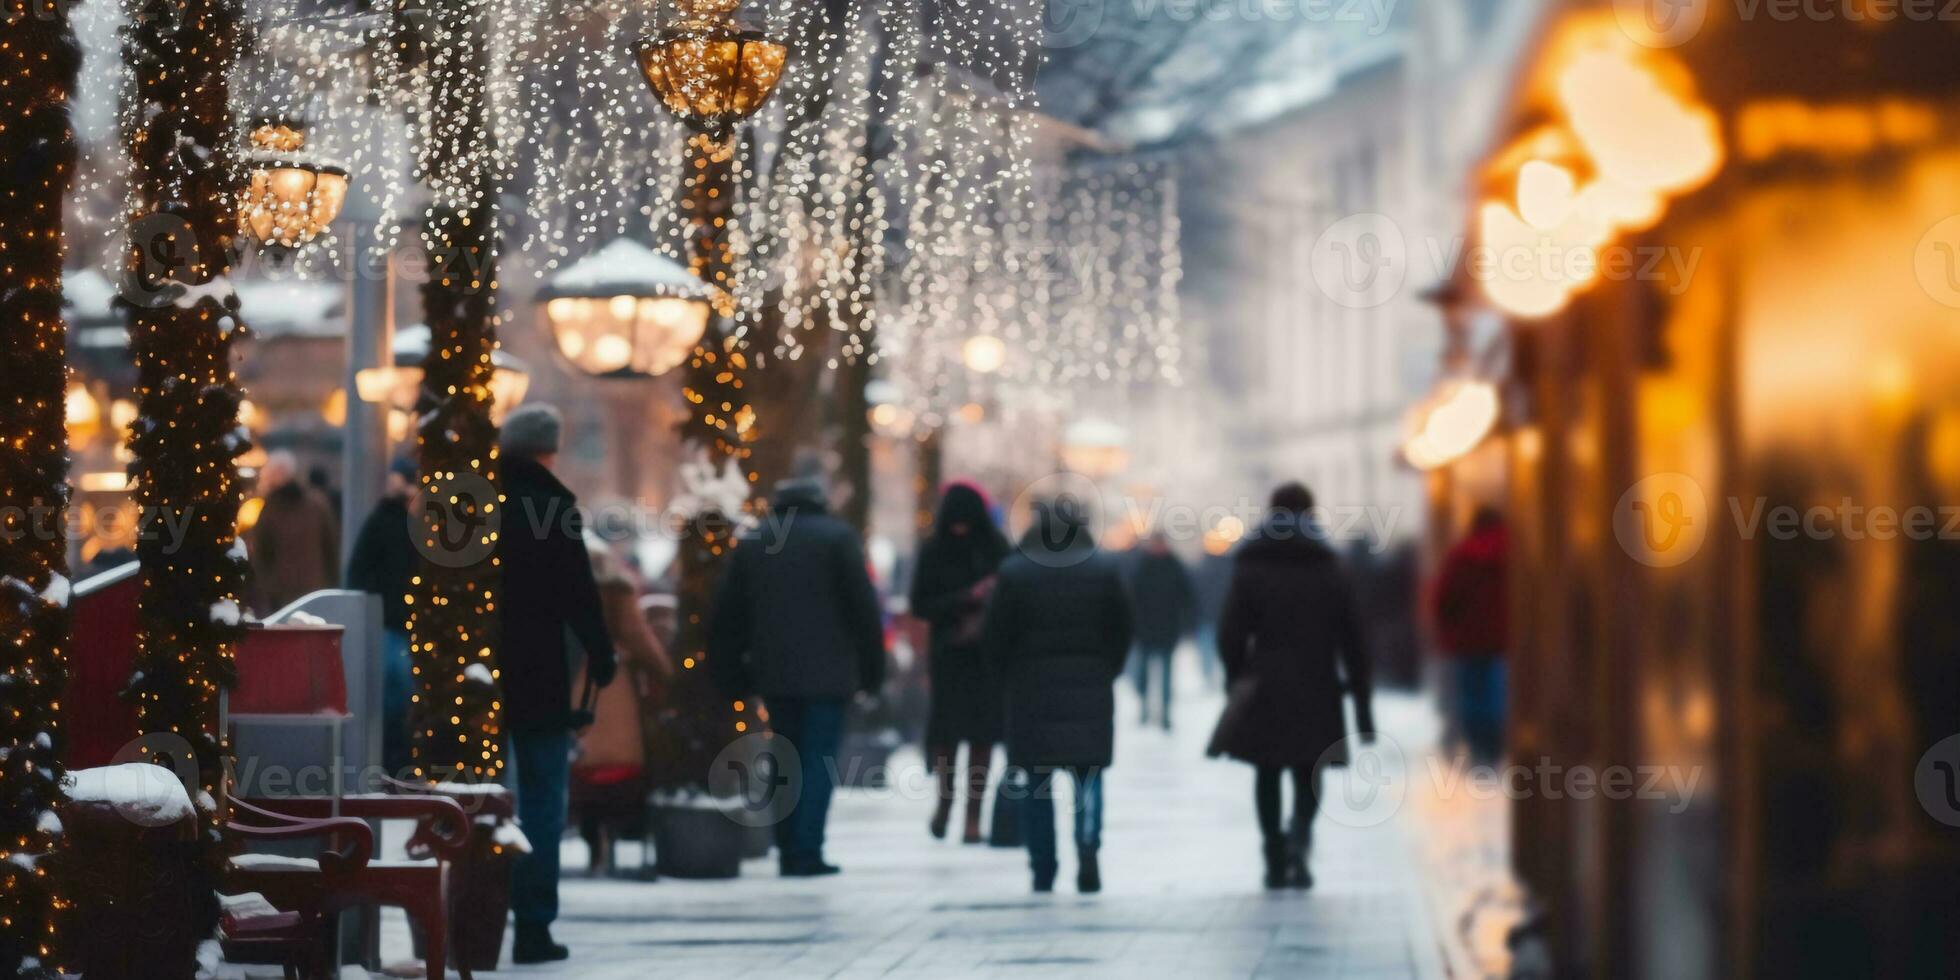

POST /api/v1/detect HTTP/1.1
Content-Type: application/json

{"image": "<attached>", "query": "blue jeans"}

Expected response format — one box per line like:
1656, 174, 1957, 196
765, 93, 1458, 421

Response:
1450, 655, 1507, 764
380, 629, 412, 779
1023, 766, 1104, 877
509, 731, 573, 926
766, 698, 846, 868
1133, 646, 1174, 727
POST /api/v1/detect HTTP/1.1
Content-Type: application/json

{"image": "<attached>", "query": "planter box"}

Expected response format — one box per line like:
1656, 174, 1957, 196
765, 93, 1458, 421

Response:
651, 802, 746, 879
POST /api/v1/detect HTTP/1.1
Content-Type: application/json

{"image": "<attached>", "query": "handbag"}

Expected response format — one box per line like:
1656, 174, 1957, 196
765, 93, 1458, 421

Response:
988, 765, 1026, 848
1206, 676, 1259, 759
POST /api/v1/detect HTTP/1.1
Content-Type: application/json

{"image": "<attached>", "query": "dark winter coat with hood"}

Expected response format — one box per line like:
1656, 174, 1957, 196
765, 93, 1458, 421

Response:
1215, 522, 1374, 768
983, 503, 1135, 769
709, 480, 887, 702
498, 456, 617, 733
909, 483, 1010, 745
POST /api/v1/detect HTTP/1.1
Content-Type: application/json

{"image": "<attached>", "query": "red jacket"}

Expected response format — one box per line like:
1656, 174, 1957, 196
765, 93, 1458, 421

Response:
1430, 524, 1509, 657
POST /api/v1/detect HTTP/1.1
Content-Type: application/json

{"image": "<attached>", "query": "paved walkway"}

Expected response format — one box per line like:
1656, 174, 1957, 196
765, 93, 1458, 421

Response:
341, 668, 1466, 978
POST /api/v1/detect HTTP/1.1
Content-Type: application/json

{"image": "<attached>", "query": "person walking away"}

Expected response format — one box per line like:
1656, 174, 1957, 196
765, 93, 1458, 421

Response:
1429, 506, 1509, 765
1193, 544, 1235, 687
1128, 531, 1195, 730
909, 482, 1010, 843
1215, 483, 1375, 890
709, 471, 887, 877
983, 497, 1134, 894
571, 538, 674, 875
345, 456, 419, 779
247, 450, 340, 614
495, 404, 618, 963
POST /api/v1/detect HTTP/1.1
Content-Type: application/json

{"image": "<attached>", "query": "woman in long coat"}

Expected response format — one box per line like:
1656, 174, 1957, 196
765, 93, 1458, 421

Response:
1216, 482, 1376, 890
909, 482, 1011, 842
984, 498, 1134, 893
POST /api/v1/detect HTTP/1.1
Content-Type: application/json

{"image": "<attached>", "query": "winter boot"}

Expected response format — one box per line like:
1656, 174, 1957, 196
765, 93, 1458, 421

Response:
962, 796, 986, 844
513, 923, 570, 964
1285, 815, 1314, 890
930, 797, 952, 840
1262, 837, 1288, 890
1077, 847, 1102, 894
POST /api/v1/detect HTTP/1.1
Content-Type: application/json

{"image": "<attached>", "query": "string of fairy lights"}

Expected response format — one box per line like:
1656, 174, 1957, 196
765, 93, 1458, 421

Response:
878, 157, 1187, 418
0, 4, 82, 975
119, 0, 252, 944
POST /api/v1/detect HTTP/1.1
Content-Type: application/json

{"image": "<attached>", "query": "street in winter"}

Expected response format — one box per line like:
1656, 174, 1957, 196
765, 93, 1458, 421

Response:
4, 1, 1960, 979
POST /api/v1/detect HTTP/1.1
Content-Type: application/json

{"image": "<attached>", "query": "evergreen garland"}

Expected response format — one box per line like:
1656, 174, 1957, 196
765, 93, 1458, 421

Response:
648, 131, 764, 795
0, 2, 81, 974
408, 0, 506, 784
118, 0, 251, 937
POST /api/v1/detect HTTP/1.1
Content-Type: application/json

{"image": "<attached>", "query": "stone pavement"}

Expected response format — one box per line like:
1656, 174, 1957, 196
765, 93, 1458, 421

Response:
360, 670, 1463, 978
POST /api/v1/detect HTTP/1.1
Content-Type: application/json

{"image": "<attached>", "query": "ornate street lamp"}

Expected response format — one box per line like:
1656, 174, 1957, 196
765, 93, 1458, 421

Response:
538, 239, 718, 379
239, 120, 349, 249
635, 0, 789, 137
355, 324, 532, 424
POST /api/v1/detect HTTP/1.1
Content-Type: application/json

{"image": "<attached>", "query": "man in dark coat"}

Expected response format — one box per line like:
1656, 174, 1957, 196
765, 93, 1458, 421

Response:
983, 497, 1134, 893
344, 456, 419, 778
710, 474, 886, 876
1127, 531, 1195, 730
247, 450, 340, 614
1216, 482, 1375, 890
495, 404, 617, 963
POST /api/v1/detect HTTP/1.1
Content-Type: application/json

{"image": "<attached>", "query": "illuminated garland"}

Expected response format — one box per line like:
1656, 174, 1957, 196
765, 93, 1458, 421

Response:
407, 0, 508, 784
119, 0, 251, 936
650, 130, 762, 793
0, 4, 81, 975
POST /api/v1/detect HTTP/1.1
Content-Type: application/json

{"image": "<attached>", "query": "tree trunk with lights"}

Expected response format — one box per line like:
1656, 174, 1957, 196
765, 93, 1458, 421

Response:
648, 131, 761, 794
119, 0, 251, 940
0, 3, 81, 975
408, 0, 506, 785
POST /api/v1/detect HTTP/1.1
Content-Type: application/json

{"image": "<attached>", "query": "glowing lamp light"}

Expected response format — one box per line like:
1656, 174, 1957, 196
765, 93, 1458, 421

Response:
961, 335, 1008, 375
538, 240, 717, 379
1061, 418, 1131, 480
371, 325, 533, 424
66, 381, 102, 449
1516, 160, 1578, 230
636, 0, 789, 136
240, 122, 348, 249
1403, 380, 1500, 471
1556, 48, 1722, 197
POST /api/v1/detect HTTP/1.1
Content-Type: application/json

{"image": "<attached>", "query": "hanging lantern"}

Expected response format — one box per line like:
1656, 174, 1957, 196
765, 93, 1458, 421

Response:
240, 121, 349, 249
635, 0, 789, 136
538, 239, 718, 379
358, 325, 533, 424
